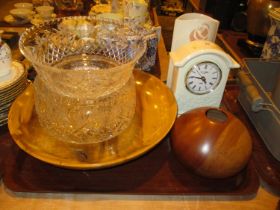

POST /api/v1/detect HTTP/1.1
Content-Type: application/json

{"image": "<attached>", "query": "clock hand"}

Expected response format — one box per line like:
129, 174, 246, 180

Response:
189, 76, 204, 80
193, 65, 204, 77
189, 75, 207, 84
201, 76, 207, 84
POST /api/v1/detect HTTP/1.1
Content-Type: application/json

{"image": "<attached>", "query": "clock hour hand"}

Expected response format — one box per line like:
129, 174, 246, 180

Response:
201, 76, 207, 84
189, 76, 207, 84
189, 76, 203, 80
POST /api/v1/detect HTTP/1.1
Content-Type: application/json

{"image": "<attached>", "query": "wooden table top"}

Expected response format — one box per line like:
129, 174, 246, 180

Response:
0, 181, 278, 210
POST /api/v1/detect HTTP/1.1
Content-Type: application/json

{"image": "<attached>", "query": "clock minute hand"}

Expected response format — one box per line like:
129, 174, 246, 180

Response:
194, 65, 203, 77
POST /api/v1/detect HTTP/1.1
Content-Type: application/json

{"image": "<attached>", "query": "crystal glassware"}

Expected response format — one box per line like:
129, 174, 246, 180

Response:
19, 16, 146, 144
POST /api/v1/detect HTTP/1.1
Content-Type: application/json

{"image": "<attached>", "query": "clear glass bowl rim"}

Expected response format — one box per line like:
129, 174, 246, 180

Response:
19, 16, 147, 74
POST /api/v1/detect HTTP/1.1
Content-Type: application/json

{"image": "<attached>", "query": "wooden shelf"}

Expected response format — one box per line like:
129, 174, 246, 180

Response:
152, 8, 169, 82
186, 0, 207, 12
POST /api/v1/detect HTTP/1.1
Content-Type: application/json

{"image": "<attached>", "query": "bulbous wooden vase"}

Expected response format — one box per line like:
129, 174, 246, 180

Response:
171, 107, 252, 179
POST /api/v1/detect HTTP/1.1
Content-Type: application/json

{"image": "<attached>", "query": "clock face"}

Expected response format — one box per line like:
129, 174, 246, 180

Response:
185, 62, 222, 95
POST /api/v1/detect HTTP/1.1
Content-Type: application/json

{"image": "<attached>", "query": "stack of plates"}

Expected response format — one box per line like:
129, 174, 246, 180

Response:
0, 61, 27, 126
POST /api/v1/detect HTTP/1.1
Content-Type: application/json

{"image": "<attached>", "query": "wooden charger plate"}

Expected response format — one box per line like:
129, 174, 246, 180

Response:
7, 70, 177, 169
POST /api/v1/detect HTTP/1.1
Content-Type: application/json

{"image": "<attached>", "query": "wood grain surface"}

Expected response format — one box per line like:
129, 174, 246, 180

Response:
171, 108, 252, 179
0, 182, 278, 210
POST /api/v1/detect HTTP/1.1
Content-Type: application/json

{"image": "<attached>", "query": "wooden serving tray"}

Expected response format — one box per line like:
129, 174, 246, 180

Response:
1, 131, 258, 196
0, 85, 261, 197
252, 122, 280, 195
0, 126, 11, 178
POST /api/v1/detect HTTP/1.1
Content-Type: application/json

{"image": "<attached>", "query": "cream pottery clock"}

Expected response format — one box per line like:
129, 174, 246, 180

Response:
169, 40, 240, 115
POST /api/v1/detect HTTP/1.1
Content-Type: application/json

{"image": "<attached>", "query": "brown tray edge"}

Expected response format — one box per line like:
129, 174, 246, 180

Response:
1, 136, 259, 198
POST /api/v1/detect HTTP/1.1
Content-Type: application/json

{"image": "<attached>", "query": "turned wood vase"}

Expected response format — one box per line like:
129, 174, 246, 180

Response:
171, 107, 252, 178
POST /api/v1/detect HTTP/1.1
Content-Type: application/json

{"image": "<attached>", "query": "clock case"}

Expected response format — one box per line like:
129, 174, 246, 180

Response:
167, 40, 239, 114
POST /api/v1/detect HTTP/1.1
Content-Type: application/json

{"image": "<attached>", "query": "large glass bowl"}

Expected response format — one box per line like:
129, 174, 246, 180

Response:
19, 16, 146, 144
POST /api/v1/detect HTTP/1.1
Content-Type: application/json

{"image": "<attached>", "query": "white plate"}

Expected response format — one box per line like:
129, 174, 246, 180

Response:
0, 82, 27, 100
4, 15, 30, 25
0, 61, 25, 89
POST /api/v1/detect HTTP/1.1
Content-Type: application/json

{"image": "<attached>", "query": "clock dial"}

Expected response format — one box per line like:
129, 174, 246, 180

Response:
185, 62, 222, 94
